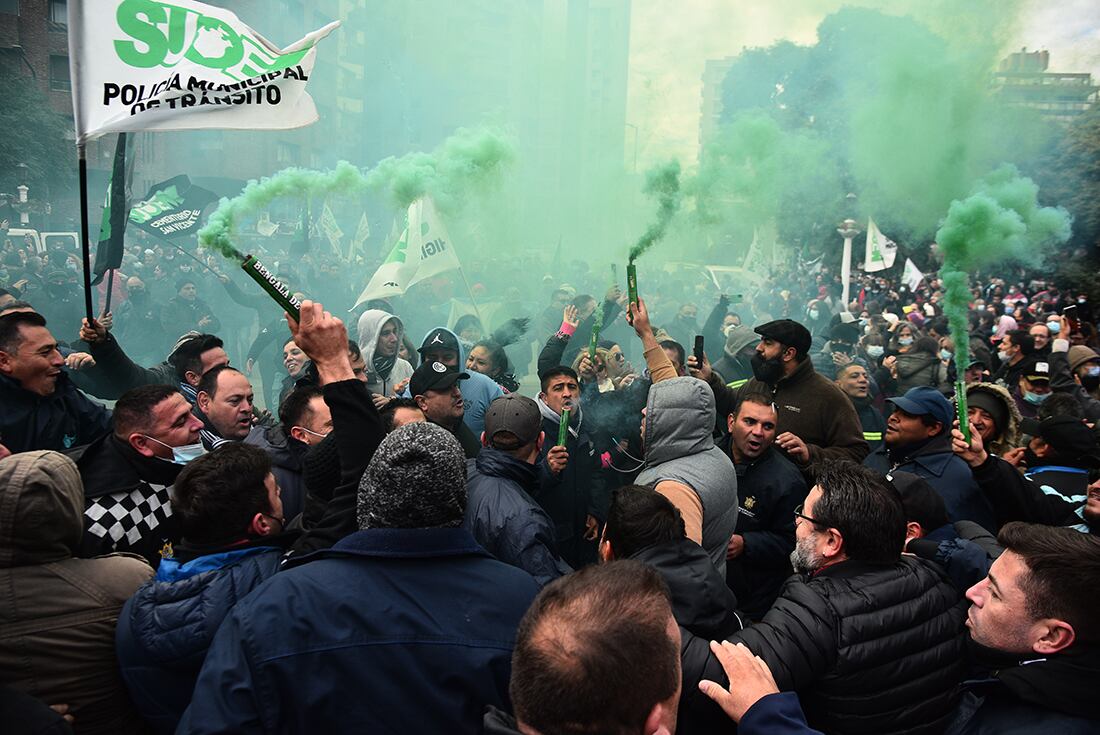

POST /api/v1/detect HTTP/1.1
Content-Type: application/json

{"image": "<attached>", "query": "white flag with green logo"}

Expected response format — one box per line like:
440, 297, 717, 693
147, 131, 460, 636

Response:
68, 0, 339, 144
354, 198, 462, 306
902, 257, 925, 291
863, 218, 898, 272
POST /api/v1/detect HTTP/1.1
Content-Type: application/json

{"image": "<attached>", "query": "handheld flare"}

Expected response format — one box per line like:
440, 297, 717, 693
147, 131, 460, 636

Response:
240, 254, 302, 320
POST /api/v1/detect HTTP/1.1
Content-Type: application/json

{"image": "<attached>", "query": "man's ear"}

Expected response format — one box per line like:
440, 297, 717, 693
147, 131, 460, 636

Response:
821, 527, 845, 560
196, 391, 211, 412
905, 521, 924, 542
727, 413, 736, 434
536, 431, 545, 453
184, 370, 201, 387
927, 421, 944, 440
289, 426, 308, 443
642, 702, 673, 735
413, 394, 428, 412
250, 512, 277, 537
0, 349, 12, 375
480, 430, 490, 448
129, 432, 155, 458
1033, 619, 1076, 655
783, 346, 797, 363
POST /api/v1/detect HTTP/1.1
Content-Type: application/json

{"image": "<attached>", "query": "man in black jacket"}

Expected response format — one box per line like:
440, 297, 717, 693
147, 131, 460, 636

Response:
948, 523, 1100, 733
720, 460, 968, 735
409, 359, 481, 458
722, 393, 807, 620
73, 384, 204, 567
464, 394, 571, 587
0, 311, 111, 453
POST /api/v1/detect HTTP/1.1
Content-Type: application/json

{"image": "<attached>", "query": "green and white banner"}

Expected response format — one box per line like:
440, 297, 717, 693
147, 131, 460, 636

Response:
863, 218, 898, 272
68, 0, 340, 143
355, 198, 462, 306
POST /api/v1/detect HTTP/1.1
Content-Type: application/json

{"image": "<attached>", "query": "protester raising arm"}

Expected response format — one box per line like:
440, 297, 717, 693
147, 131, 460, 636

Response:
630, 298, 677, 383
287, 300, 385, 556
537, 305, 579, 377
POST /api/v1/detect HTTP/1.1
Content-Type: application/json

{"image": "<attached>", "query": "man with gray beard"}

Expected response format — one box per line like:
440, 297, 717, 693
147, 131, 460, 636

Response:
714, 460, 969, 735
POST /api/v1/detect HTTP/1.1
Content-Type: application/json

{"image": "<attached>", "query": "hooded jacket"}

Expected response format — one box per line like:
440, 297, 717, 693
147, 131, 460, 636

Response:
464, 447, 572, 587
966, 382, 1022, 456
636, 377, 739, 575
415, 326, 504, 435
0, 451, 153, 735
711, 325, 757, 390
894, 339, 944, 394
356, 309, 415, 397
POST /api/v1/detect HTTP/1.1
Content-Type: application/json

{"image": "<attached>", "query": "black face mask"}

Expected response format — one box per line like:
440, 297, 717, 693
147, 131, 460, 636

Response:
750, 352, 785, 385
129, 289, 147, 302
1081, 374, 1100, 393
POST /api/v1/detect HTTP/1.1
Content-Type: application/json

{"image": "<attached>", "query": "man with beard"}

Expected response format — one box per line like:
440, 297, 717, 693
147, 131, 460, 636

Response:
409, 359, 480, 458
718, 460, 968, 735
356, 309, 413, 398
695, 318, 868, 469
952, 417, 1099, 535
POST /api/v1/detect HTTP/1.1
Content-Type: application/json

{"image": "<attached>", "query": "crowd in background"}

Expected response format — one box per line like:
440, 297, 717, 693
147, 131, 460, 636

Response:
0, 229, 1099, 734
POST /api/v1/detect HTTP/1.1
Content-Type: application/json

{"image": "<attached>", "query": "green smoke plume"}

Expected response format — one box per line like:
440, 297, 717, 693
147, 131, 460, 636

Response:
198, 128, 514, 260
936, 164, 1072, 379
629, 160, 682, 263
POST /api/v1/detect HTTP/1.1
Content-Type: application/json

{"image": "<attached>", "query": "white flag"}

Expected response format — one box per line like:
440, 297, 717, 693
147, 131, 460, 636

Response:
68, 0, 339, 144
354, 198, 461, 306
319, 202, 343, 252
256, 211, 278, 237
348, 212, 370, 260
863, 218, 898, 272
742, 228, 759, 271
902, 258, 924, 291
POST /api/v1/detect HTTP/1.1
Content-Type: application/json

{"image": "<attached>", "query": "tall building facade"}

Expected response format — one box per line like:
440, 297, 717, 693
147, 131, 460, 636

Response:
993, 48, 1098, 124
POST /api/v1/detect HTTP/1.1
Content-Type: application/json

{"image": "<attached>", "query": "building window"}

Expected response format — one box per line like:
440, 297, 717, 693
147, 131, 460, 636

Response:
49, 55, 70, 91
48, 0, 66, 26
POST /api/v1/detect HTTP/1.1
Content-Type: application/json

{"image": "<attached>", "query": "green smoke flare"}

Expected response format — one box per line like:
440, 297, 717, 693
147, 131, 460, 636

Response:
198, 128, 514, 259
629, 160, 682, 263
936, 164, 1072, 399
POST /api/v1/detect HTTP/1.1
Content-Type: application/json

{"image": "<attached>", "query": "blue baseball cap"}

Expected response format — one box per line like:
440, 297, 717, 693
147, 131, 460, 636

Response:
887, 386, 952, 428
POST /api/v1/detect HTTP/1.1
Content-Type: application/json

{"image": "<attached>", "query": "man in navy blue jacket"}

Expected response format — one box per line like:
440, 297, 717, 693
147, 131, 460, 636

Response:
178, 420, 539, 735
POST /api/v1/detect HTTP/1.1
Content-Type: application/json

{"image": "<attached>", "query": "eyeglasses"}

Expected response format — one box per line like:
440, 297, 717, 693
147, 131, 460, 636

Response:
793, 503, 826, 528
611, 353, 625, 363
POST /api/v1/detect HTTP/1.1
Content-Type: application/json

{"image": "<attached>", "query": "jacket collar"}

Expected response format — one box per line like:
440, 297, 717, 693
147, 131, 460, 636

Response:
72, 433, 182, 498
475, 447, 539, 490
290, 527, 491, 566
888, 431, 953, 472
775, 356, 815, 389
992, 642, 1100, 719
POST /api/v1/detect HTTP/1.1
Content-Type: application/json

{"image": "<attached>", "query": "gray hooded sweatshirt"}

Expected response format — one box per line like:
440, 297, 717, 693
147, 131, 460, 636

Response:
357, 309, 415, 397
636, 377, 739, 575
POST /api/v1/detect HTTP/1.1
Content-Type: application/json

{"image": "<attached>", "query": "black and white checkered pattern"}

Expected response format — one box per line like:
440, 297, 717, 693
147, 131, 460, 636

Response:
85, 483, 173, 550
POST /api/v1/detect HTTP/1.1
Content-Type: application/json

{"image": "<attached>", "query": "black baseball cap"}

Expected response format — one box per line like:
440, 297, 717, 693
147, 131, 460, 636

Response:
418, 328, 460, 357
484, 394, 542, 447
754, 319, 812, 355
409, 361, 469, 397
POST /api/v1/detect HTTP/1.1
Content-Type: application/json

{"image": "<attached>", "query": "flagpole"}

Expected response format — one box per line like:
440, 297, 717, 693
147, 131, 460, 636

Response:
456, 265, 484, 326
104, 268, 115, 313
77, 143, 95, 324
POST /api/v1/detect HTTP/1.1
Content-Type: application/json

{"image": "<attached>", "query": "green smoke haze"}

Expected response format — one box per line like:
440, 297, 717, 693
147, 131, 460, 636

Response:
629, 160, 682, 263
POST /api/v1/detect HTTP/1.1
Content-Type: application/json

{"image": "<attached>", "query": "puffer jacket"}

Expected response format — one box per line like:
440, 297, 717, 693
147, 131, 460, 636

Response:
894, 343, 943, 394
464, 447, 572, 587
0, 372, 112, 454
115, 543, 285, 734
0, 451, 153, 735
731, 556, 968, 735
636, 377, 738, 575
356, 309, 415, 397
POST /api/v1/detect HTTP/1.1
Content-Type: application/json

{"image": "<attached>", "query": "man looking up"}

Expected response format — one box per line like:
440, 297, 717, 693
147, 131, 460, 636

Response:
410, 359, 480, 458
74, 384, 204, 566
0, 311, 111, 453
723, 393, 807, 619
194, 365, 261, 449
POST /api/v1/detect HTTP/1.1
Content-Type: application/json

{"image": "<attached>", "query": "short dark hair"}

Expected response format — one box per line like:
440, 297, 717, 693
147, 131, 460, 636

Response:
279, 385, 324, 429
998, 522, 1100, 643
0, 310, 47, 353
379, 396, 421, 433
0, 299, 35, 315
113, 384, 182, 437
1037, 392, 1084, 421
734, 391, 774, 418
539, 366, 579, 392
170, 334, 224, 380
572, 293, 595, 310
511, 561, 679, 734
891, 473, 949, 533
604, 486, 685, 559
173, 443, 273, 544
658, 339, 685, 368
1005, 329, 1035, 356
812, 460, 906, 563
347, 339, 361, 361
197, 364, 242, 400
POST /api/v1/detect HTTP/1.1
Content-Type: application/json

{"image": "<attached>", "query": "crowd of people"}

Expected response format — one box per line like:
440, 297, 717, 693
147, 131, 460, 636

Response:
1, 230, 1099, 735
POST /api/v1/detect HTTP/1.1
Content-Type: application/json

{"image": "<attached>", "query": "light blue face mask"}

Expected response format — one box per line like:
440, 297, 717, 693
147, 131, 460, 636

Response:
1047, 321, 1061, 335
898, 336, 913, 346
1023, 391, 1049, 406
866, 345, 885, 359
939, 349, 953, 361
145, 436, 207, 465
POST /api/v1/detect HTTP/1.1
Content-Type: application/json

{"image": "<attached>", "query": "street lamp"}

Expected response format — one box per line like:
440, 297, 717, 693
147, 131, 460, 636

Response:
837, 217, 861, 309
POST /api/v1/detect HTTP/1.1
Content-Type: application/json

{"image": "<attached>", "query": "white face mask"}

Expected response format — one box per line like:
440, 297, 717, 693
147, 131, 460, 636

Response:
144, 435, 207, 465
866, 345, 885, 359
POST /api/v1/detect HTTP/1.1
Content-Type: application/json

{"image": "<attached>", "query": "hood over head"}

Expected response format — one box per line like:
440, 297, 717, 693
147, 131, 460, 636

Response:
724, 325, 758, 359
966, 381, 1021, 454
644, 377, 717, 465
357, 309, 407, 367
418, 326, 466, 365
0, 450, 84, 567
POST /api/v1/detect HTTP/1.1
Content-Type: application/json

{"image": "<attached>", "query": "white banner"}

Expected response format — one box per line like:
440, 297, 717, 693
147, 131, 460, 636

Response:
902, 258, 925, 291
863, 218, 898, 272
68, 0, 339, 144
354, 197, 462, 306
